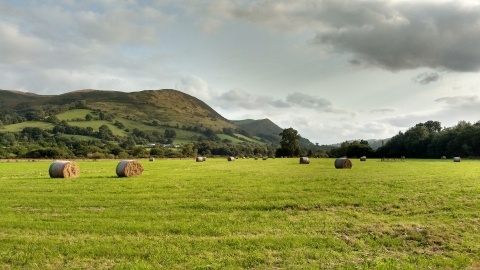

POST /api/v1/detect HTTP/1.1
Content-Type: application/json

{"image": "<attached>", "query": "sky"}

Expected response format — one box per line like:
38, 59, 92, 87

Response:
1, 0, 480, 144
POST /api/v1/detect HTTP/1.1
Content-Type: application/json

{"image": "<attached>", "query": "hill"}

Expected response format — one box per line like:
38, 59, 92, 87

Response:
0, 89, 237, 132
231, 118, 283, 136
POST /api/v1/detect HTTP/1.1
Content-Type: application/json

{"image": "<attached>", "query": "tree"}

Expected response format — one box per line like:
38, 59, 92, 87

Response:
278, 128, 301, 157
120, 137, 136, 150
85, 114, 93, 121
164, 129, 177, 139
97, 124, 114, 140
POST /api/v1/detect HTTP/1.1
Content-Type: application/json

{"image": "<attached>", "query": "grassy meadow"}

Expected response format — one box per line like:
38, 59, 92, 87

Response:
0, 158, 480, 269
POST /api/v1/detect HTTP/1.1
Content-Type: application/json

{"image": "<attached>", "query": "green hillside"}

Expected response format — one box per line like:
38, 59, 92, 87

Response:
0, 89, 291, 147
231, 118, 283, 136
0, 89, 237, 132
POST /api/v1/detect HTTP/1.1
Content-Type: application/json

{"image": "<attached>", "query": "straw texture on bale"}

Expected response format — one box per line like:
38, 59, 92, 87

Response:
453, 157, 461, 162
196, 157, 204, 162
49, 160, 80, 178
116, 160, 144, 177
299, 157, 310, 164
262, 156, 268, 160
228, 156, 235, 161
334, 158, 352, 169
360, 156, 366, 161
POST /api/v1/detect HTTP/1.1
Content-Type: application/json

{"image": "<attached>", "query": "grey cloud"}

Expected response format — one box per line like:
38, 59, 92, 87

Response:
349, 59, 362, 66
271, 99, 291, 108
312, 1, 480, 72
217, 89, 292, 109
435, 95, 479, 106
212, 0, 480, 72
324, 106, 358, 117
370, 107, 397, 114
412, 72, 440, 85
286, 92, 331, 109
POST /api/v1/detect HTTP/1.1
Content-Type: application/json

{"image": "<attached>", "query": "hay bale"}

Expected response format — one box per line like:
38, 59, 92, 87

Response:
149, 156, 155, 162
441, 156, 446, 159
254, 157, 258, 160
262, 156, 268, 160
196, 157, 204, 162
360, 156, 366, 161
228, 156, 235, 161
299, 157, 310, 164
116, 160, 144, 177
202, 157, 207, 162
49, 160, 80, 178
453, 157, 461, 162
334, 158, 352, 169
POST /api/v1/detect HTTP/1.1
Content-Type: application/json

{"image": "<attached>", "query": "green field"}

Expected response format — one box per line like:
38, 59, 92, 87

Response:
0, 121, 55, 132
56, 109, 94, 121
1, 158, 479, 269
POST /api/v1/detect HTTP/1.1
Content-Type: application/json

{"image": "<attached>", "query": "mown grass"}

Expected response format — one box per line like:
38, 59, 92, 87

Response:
0, 121, 55, 132
56, 109, 94, 121
0, 158, 480, 269
217, 134, 244, 143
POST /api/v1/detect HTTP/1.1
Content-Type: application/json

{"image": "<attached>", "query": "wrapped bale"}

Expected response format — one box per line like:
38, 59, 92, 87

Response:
228, 156, 235, 161
196, 157, 204, 162
299, 157, 310, 164
116, 160, 144, 177
360, 156, 366, 161
335, 158, 352, 169
262, 156, 268, 160
49, 160, 80, 178
453, 157, 461, 162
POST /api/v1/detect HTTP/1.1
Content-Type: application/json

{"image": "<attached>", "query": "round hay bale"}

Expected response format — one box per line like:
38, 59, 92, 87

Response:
262, 156, 268, 160
360, 156, 366, 161
254, 157, 258, 160
49, 160, 80, 178
228, 156, 235, 161
149, 156, 155, 162
334, 158, 352, 169
196, 157, 204, 162
441, 156, 446, 159
202, 157, 207, 162
453, 157, 461, 162
116, 160, 144, 177
299, 157, 310, 164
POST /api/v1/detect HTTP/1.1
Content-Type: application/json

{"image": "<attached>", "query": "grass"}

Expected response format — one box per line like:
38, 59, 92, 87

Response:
56, 109, 94, 121
0, 121, 55, 132
234, 133, 265, 144
217, 134, 244, 143
1, 158, 480, 269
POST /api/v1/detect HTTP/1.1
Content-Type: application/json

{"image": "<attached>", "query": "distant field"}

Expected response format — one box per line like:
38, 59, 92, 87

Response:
217, 134, 243, 143
234, 133, 264, 144
56, 109, 94, 121
0, 121, 55, 132
1, 110, 262, 145
1, 158, 479, 269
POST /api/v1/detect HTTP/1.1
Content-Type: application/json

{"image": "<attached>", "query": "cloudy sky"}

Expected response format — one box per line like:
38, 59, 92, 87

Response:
1, 0, 480, 144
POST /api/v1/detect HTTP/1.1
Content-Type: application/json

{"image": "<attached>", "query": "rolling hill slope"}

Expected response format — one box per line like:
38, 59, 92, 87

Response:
0, 89, 237, 132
